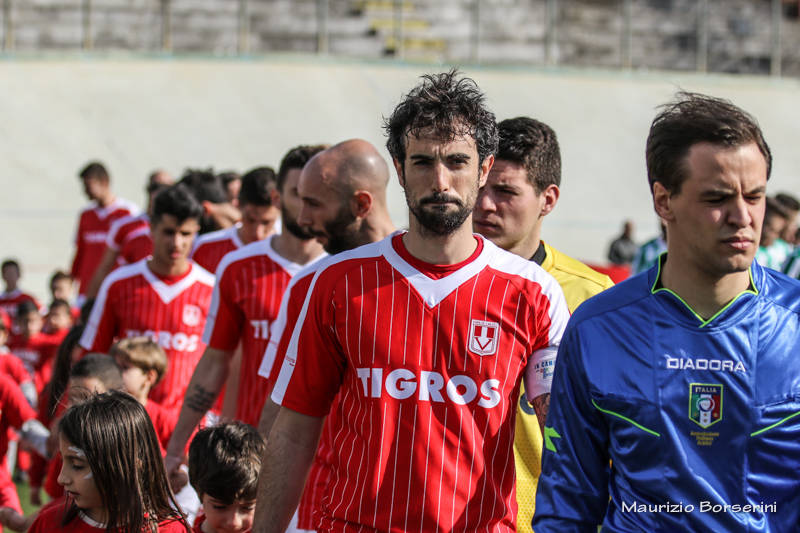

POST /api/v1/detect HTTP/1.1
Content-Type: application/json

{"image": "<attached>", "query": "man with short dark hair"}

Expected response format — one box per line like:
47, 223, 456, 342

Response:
80, 184, 215, 413
473, 116, 613, 532
165, 146, 327, 477
190, 166, 282, 273
256, 71, 568, 533
253, 138, 395, 532
84, 172, 175, 299
70, 161, 139, 301
535, 92, 800, 531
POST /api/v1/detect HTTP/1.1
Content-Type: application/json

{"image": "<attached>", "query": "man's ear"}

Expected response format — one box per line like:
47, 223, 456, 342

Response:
270, 188, 281, 208
478, 154, 494, 188
652, 182, 675, 222
539, 184, 560, 218
394, 158, 405, 188
351, 191, 373, 219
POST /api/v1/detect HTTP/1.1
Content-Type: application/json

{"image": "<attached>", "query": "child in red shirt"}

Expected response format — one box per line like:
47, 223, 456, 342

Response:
28, 390, 189, 532
187, 422, 264, 533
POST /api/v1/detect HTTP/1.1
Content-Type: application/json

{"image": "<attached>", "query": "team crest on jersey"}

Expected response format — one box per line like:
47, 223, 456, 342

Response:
689, 383, 723, 429
182, 304, 202, 327
469, 319, 499, 356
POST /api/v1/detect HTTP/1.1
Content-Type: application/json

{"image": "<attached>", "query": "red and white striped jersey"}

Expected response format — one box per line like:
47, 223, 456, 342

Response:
0, 290, 40, 322
203, 235, 325, 425
259, 264, 337, 531
272, 233, 569, 532
190, 224, 244, 274
107, 214, 152, 266
70, 198, 140, 295
79, 259, 214, 412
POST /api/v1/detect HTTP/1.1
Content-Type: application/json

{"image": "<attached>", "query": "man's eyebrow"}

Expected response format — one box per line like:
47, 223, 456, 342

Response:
409, 154, 434, 161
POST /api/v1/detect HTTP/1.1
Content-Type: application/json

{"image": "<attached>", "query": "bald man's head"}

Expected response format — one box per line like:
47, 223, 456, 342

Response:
319, 139, 390, 202
297, 139, 391, 254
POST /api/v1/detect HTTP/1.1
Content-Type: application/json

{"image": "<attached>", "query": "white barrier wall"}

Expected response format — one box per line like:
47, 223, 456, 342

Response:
2, 56, 799, 300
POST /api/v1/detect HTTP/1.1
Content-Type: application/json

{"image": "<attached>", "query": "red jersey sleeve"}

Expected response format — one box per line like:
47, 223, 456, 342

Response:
145, 400, 178, 451
70, 212, 87, 280
0, 373, 37, 428
78, 275, 119, 353
0, 352, 32, 386
271, 268, 347, 417
202, 262, 244, 352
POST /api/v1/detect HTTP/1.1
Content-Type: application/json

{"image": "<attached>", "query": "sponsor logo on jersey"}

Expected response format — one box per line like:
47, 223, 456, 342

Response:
689, 383, 723, 428
84, 231, 108, 243
125, 329, 200, 353
182, 304, 203, 327
665, 354, 746, 373
356, 367, 502, 408
469, 319, 499, 356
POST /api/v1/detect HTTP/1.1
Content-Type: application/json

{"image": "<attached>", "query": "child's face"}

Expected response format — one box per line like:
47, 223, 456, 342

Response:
46, 306, 72, 332
58, 435, 105, 523
201, 494, 256, 533
51, 279, 73, 300
17, 311, 42, 338
116, 359, 153, 401
67, 377, 108, 407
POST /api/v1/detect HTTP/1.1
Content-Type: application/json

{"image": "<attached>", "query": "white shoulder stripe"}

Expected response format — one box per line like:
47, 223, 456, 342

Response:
271, 241, 385, 404
79, 260, 148, 350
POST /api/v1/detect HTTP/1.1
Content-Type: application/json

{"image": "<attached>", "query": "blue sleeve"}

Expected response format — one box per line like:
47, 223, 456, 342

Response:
532, 324, 610, 532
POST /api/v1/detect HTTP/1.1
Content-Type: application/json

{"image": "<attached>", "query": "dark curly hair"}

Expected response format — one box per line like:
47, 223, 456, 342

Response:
646, 91, 771, 195
384, 69, 498, 167
496, 117, 561, 192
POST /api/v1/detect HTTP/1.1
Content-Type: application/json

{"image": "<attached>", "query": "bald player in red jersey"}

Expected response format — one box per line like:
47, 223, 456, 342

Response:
70, 162, 139, 301
79, 184, 214, 413
164, 155, 326, 479
255, 139, 396, 532
255, 71, 569, 533
190, 167, 282, 274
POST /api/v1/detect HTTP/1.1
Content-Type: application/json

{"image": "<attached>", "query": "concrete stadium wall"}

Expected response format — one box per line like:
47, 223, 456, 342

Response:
2, 55, 800, 301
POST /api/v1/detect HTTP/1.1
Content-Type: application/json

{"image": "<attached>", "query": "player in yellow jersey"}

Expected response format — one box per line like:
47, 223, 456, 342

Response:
473, 116, 614, 532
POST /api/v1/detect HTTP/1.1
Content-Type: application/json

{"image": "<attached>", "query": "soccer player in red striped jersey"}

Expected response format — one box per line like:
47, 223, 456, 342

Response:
70, 161, 140, 301
0, 260, 41, 325
254, 139, 396, 533
164, 149, 327, 483
79, 184, 214, 413
255, 71, 570, 533
190, 167, 282, 274
84, 171, 174, 300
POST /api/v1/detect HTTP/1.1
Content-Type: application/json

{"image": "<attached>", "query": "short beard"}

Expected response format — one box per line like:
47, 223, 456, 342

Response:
406, 190, 475, 237
281, 204, 314, 240
317, 206, 362, 255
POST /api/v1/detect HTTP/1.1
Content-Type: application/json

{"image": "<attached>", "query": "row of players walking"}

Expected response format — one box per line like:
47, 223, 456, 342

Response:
0, 69, 796, 532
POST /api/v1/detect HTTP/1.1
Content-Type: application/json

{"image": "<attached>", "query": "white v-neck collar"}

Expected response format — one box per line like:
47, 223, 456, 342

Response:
141, 262, 200, 304
262, 235, 327, 277
381, 234, 491, 308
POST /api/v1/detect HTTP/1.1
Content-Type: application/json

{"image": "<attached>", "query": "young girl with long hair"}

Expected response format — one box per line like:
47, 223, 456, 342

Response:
28, 390, 190, 532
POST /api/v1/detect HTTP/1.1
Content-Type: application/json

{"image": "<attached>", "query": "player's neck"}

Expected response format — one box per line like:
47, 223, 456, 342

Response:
147, 257, 191, 278
96, 192, 116, 208
508, 227, 542, 260
271, 231, 325, 264
404, 216, 478, 265
660, 256, 752, 320
362, 211, 397, 245
3, 283, 16, 293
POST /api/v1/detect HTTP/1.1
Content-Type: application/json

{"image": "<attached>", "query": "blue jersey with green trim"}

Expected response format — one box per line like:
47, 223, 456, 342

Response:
534, 258, 800, 532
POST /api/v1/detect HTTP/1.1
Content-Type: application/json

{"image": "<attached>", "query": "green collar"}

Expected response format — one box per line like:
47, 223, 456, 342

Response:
650, 254, 757, 328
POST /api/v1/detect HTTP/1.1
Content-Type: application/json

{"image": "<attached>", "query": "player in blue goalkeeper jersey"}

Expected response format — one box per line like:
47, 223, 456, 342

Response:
534, 92, 800, 532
